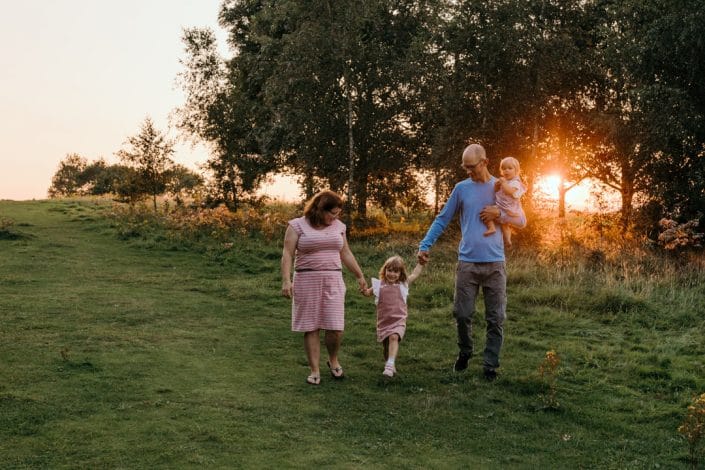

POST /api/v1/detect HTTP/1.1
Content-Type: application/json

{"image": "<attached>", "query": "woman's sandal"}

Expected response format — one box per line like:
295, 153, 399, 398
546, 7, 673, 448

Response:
306, 374, 321, 385
327, 360, 344, 379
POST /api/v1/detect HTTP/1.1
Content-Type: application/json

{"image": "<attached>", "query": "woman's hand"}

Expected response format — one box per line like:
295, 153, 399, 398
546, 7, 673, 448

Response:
357, 276, 368, 294
281, 279, 293, 298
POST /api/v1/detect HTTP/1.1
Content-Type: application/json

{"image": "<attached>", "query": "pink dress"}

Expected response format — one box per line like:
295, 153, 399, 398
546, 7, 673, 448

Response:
496, 176, 526, 218
371, 278, 409, 342
289, 217, 346, 332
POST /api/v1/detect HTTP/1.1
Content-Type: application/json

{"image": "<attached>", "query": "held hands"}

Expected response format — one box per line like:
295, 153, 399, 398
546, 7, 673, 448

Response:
417, 250, 430, 266
357, 276, 369, 295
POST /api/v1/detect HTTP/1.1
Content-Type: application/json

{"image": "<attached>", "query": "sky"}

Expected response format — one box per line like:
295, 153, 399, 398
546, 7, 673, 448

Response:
0, 1, 298, 201
0, 1, 606, 209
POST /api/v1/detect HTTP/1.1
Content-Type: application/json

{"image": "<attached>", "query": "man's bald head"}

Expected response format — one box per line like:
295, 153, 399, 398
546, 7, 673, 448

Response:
462, 144, 486, 165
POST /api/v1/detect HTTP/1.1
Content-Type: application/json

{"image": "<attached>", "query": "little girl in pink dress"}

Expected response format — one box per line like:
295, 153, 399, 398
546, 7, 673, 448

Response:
364, 256, 424, 377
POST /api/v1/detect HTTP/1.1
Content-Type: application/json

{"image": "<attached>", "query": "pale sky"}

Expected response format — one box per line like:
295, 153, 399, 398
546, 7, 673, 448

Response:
0, 1, 287, 201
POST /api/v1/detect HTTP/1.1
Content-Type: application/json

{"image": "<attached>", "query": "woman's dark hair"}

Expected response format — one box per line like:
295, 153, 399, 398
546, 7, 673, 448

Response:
304, 190, 344, 227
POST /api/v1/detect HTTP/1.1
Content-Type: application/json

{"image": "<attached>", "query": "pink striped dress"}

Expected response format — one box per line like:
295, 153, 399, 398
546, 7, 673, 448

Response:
289, 217, 347, 332
371, 279, 409, 342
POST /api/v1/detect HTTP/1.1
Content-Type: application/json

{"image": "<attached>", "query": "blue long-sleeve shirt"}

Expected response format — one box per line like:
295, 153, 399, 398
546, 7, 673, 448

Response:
419, 177, 526, 262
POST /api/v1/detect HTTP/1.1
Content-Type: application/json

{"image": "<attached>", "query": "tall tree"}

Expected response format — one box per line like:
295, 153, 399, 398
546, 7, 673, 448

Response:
176, 24, 277, 210
582, 0, 705, 227
184, 0, 431, 217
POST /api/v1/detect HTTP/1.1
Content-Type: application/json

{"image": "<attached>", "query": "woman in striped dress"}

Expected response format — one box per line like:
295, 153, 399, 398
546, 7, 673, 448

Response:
281, 190, 368, 385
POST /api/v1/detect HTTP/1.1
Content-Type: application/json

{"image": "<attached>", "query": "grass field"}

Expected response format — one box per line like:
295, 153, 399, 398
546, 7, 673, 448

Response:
1, 199, 704, 468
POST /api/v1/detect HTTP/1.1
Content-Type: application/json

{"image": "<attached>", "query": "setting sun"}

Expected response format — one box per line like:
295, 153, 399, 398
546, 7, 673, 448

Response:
533, 174, 619, 212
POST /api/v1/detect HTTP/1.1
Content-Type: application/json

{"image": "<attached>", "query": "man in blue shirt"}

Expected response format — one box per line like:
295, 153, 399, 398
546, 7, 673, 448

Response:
417, 144, 526, 380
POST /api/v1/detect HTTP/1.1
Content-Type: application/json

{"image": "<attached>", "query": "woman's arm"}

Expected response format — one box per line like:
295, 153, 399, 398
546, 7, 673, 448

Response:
340, 234, 368, 293
280, 225, 299, 298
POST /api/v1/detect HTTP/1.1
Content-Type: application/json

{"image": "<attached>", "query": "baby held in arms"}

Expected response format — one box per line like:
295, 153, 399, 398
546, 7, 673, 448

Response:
483, 156, 526, 249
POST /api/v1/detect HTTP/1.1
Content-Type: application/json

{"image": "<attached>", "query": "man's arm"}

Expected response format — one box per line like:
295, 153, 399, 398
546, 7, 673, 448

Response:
418, 187, 460, 258
480, 205, 526, 229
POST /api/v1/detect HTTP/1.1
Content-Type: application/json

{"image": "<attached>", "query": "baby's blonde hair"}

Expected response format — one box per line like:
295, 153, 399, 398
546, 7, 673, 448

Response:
500, 156, 521, 175
379, 255, 408, 283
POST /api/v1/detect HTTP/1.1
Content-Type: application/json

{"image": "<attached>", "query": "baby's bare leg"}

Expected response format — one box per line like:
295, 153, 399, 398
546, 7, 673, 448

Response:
483, 220, 496, 236
501, 224, 513, 248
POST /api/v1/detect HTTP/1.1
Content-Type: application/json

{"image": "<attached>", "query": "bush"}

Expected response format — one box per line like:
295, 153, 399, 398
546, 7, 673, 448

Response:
657, 218, 704, 250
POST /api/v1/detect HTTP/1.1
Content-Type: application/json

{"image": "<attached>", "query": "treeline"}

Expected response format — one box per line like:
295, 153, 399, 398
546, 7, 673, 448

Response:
173, 0, 703, 227
49, 118, 203, 210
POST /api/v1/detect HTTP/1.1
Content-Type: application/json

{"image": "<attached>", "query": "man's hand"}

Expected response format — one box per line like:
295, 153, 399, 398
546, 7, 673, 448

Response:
480, 205, 501, 224
417, 250, 430, 265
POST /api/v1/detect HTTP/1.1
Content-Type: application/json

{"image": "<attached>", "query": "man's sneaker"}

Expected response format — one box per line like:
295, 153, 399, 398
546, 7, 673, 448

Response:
454, 352, 471, 372
483, 368, 498, 381
383, 364, 396, 377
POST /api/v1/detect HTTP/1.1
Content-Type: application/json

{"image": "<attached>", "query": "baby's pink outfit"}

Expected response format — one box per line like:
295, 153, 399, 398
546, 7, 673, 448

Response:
496, 176, 526, 218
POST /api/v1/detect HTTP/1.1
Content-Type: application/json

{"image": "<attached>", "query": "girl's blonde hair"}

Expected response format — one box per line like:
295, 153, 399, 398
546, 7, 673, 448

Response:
379, 255, 408, 283
500, 156, 521, 175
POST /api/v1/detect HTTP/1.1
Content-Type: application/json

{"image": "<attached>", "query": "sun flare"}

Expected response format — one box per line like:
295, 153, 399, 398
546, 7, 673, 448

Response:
533, 174, 619, 212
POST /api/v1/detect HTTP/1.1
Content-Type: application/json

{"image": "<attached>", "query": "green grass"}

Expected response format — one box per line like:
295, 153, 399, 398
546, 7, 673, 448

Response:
1, 199, 704, 468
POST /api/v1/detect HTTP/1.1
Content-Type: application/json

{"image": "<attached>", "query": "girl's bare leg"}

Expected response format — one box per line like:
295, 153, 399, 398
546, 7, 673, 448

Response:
388, 334, 400, 360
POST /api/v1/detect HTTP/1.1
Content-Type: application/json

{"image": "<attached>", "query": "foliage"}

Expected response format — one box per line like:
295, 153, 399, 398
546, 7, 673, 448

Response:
538, 350, 561, 409
48, 153, 89, 197
109, 200, 298, 244
0, 217, 22, 240
48, 153, 204, 206
657, 218, 704, 251
678, 393, 705, 469
116, 117, 176, 212
175, 25, 278, 210
169, 0, 705, 228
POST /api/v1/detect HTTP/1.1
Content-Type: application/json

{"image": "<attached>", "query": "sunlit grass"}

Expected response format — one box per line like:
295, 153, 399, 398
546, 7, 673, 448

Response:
1, 198, 704, 467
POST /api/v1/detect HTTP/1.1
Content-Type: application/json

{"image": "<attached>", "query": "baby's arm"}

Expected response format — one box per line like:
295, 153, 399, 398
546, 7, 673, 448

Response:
407, 263, 425, 285
498, 178, 520, 198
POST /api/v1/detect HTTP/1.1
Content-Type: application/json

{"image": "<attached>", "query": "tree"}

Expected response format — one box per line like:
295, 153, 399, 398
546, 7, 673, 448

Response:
179, 1, 431, 217
176, 24, 279, 210
165, 164, 205, 205
48, 153, 88, 197
580, 0, 705, 227
617, 0, 705, 222
116, 117, 175, 212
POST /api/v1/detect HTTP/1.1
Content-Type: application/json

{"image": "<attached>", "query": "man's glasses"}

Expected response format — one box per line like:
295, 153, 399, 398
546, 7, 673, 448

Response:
462, 159, 485, 171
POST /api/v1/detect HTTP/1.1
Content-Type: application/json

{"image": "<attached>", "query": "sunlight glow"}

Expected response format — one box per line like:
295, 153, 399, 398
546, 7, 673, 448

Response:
533, 173, 620, 212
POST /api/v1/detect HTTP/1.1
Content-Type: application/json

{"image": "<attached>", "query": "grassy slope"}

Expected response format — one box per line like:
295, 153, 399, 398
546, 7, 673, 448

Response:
1, 199, 703, 468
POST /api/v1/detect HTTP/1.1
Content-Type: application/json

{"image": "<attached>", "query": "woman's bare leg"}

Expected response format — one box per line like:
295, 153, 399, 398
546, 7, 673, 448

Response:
304, 330, 320, 376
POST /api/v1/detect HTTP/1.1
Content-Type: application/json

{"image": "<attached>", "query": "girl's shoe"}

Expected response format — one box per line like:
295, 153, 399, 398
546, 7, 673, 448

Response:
383, 364, 396, 377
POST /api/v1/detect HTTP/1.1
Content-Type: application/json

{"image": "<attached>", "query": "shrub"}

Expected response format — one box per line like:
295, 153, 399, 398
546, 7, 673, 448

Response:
657, 218, 704, 250
678, 392, 705, 469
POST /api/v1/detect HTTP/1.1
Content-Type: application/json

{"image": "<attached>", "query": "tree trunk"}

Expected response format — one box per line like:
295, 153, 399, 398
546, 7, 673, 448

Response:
347, 87, 355, 218
434, 167, 441, 215
558, 181, 567, 218
620, 179, 634, 230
